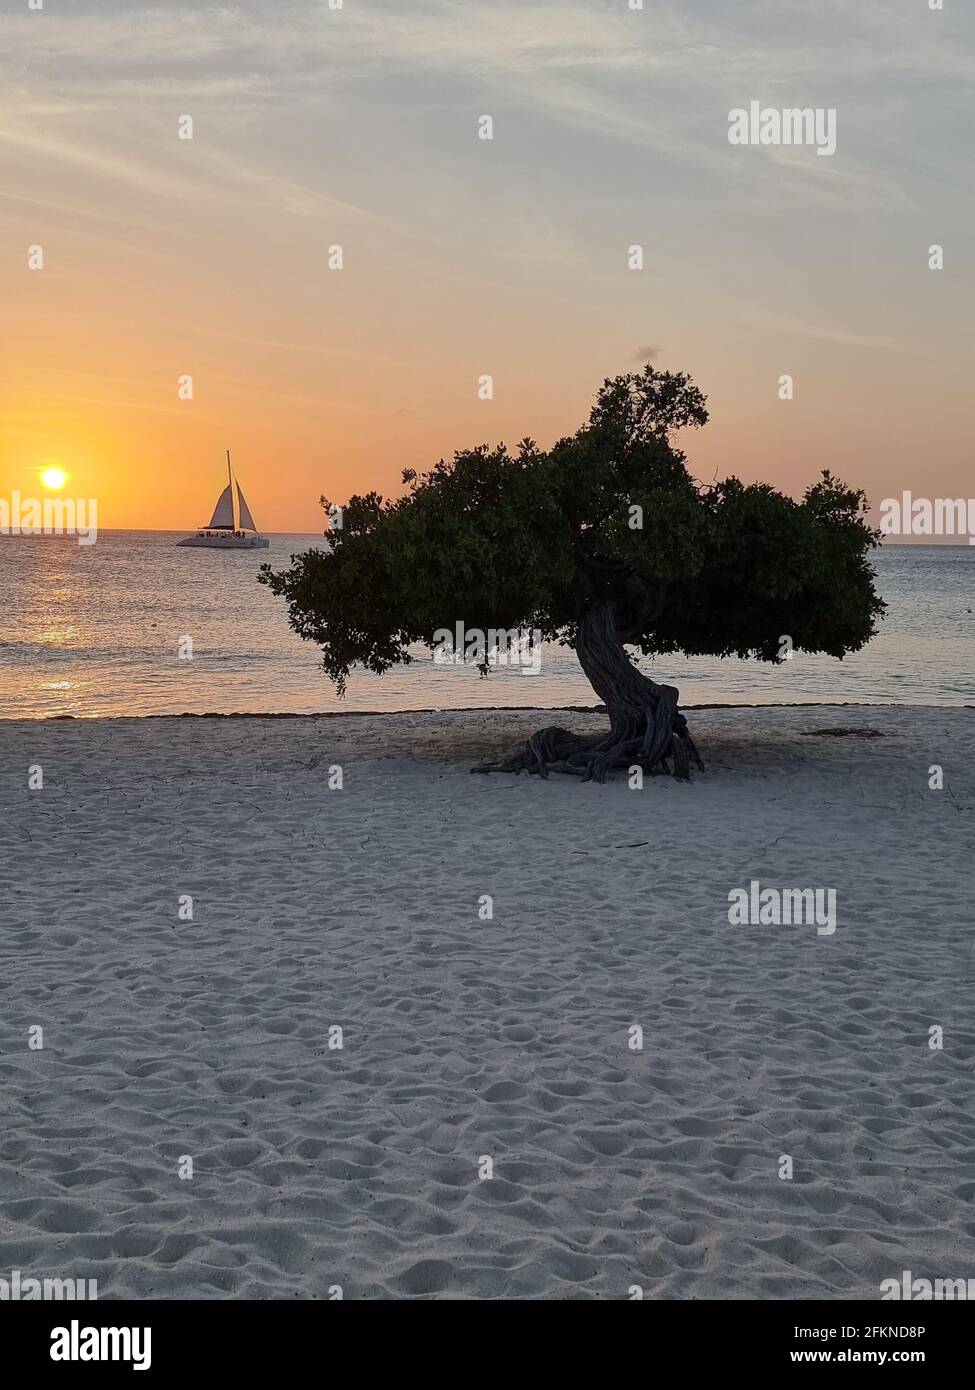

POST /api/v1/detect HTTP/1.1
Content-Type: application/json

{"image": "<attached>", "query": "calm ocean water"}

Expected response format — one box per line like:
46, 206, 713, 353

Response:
0, 533, 971, 718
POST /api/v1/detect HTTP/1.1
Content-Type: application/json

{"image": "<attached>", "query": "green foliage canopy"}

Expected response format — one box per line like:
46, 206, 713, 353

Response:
261, 366, 884, 693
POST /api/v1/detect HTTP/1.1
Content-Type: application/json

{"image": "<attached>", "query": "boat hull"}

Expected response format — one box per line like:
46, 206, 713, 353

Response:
176, 535, 269, 549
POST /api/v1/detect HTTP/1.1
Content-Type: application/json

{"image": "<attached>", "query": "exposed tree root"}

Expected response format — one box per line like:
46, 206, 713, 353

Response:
472, 599, 704, 782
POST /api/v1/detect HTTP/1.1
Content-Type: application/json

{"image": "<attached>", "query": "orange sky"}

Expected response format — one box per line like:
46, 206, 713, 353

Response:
2, 1, 972, 534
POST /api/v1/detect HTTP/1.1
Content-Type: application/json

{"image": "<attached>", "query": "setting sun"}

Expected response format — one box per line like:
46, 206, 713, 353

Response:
40, 467, 68, 491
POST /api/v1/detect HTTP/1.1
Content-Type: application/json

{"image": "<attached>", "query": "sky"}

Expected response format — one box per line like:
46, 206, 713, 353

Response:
1, 0, 972, 533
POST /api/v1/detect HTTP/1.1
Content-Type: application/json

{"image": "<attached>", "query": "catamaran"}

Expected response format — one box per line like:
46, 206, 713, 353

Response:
177, 453, 269, 549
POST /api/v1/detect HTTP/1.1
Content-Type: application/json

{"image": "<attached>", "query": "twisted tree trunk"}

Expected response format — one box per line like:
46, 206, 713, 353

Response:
472, 599, 703, 782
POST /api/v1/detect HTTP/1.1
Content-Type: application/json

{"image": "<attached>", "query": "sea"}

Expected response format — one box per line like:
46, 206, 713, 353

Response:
0, 534, 971, 719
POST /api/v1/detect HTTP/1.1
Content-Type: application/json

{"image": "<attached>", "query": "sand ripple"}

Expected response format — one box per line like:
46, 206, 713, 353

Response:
1, 707, 972, 1298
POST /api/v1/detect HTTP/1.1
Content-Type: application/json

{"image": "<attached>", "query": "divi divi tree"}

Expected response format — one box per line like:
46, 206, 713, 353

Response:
261, 366, 884, 781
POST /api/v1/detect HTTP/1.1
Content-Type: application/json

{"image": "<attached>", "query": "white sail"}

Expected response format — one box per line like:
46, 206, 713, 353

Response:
236, 483, 257, 533
179, 451, 266, 546
208, 483, 235, 529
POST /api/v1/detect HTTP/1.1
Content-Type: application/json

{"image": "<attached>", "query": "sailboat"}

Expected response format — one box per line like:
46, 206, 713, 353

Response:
177, 453, 269, 549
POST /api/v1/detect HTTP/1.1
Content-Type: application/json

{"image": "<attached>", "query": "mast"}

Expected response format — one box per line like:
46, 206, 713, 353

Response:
227, 449, 238, 532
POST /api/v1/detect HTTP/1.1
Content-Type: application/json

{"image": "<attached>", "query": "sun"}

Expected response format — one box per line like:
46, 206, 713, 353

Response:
40, 467, 68, 491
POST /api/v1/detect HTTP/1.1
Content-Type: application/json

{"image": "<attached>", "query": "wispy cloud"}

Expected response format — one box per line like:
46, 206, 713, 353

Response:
3, 0, 969, 222
741, 308, 928, 359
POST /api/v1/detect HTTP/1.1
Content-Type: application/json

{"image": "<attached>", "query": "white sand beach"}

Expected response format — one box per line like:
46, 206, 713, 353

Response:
1, 705, 972, 1300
